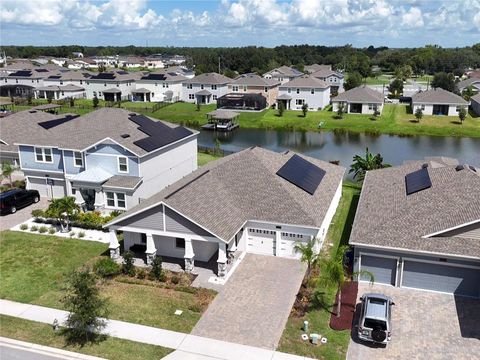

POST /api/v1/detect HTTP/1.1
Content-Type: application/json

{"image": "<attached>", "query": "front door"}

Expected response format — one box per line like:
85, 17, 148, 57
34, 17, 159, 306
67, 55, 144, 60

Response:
80, 189, 96, 211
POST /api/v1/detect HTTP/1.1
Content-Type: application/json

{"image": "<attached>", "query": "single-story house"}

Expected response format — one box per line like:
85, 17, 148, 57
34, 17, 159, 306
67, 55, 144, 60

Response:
411, 88, 469, 116
331, 86, 384, 115
470, 93, 480, 116
456, 77, 480, 94
277, 75, 330, 111
106, 147, 345, 277
349, 157, 480, 298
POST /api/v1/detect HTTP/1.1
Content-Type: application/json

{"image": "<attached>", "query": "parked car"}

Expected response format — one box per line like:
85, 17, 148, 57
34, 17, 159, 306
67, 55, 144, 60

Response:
384, 97, 393, 103
357, 293, 395, 345
0, 188, 40, 214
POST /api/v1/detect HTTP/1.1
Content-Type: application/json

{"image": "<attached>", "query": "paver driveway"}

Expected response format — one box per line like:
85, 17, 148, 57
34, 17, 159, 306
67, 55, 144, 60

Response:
192, 253, 306, 349
0, 198, 49, 231
347, 283, 480, 360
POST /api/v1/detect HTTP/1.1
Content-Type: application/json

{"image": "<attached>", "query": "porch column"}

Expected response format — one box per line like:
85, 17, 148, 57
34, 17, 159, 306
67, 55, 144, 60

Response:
109, 230, 120, 260
217, 242, 227, 278
275, 231, 281, 257
145, 233, 156, 266
184, 238, 195, 273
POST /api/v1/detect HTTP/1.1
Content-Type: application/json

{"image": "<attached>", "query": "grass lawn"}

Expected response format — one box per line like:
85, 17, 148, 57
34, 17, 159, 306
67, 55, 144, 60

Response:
198, 152, 222, 166
277, 182, 361, 360
0, 315, 172, 360
363, 74, 392, 85
0, 231, 213, 333
151, 102, 480, 138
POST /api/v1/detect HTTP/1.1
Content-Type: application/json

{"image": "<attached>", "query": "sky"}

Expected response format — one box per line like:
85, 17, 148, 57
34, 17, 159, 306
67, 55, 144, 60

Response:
1, 0, 479, 48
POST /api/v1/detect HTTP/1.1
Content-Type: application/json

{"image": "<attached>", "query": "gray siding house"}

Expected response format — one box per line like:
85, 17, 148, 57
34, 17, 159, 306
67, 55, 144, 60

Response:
349, 158, 480, 298
470, 93, 480, 116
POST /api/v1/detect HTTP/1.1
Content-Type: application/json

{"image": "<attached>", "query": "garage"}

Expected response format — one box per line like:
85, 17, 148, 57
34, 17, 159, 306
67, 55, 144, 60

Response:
50, 180, 66, 198
27, 177, 66, 199
27, 177, 48, 197
402, 260, 480, 298
246, 228, 276, 256
360, 255, 397, 285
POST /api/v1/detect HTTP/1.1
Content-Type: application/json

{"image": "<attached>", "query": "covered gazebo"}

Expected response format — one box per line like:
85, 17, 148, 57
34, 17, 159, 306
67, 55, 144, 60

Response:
276, 93, 292, 110
34, 104, 62, 114
132, 88, 151, 102
203, 109, 240, 131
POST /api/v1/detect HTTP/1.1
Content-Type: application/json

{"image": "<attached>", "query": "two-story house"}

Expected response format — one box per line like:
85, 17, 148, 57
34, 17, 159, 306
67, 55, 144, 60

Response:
0, 67, 58, 98
34, 70, 92, 100
224, 74, 280, 109
263, 66, 304, 85
133, 71, 187, 102
182, 73, 232, 104
310, 66, 345, 95
277, 75, 330, 111
84, 70, 143, 101
3, 108, 198, 211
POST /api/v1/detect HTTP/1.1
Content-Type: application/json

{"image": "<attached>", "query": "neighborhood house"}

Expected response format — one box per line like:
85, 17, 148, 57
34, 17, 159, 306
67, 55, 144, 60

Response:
277, 75, 330, 111
332, 86, 384, 115
411, 88, 470, 116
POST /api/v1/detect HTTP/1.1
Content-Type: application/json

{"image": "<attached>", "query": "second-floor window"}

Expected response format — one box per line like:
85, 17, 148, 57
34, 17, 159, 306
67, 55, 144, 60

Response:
187, 84, 192, 89
73, 152, 83, 167
35, 147, 53, 163
118, 156, 128, 173
211, 84, 217, 90
232, 85, 239, 92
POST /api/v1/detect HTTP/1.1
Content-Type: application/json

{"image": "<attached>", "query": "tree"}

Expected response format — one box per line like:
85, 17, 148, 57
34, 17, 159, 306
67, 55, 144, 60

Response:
47, 94, 53, 104
301, 102, 308, 117
336, 102, 346, 119
1, 161, 15, 188
388, 79, 403, 98
431, 72, 455, 92
150, 256, 163, 281
98, 64, 106, 73
462, 86, 475, 101
371, 105, 380, 120
277, 101, 285, 117
69, 97, 75, 107
415, 108, 423, 122
349, 147, 391, 182
317, 245, 374, 317
344, 71, 363, 91
294, 238, 319, 280
458, 107, 467, 124
62, 267, 108, 344
93, 95, 99, 108
122, 250, 135, 276
45, 197, 80, 232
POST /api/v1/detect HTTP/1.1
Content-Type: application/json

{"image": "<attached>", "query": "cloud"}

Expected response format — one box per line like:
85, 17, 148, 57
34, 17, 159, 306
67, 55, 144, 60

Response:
401, 7, 424, 28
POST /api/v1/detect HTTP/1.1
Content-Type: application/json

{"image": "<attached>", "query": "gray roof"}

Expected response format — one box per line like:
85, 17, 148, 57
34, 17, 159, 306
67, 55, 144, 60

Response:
231, 74, 280, 87
305, 64, 332, 74
34, 104, 62, 110
195, 89, 212, 96
333, 86, 383, 103
281, 75, 329, 89
471, 93, 480, 104
60, 84, 84, 91
411, 88, 469, 105
207, 109, 240, 120
265, 66, 304, 78
311, 69, 344, 79
456, 77, 480, 91
107, 147, 345, 241
132, 88, 151, 93
3, 108, 196, 157
349, 159, 480, 259
71, 167, 113, 183
103, 175, 143, 190
103, 88, 122, 93
183, 72, 232, 85
277, 94, 292, 100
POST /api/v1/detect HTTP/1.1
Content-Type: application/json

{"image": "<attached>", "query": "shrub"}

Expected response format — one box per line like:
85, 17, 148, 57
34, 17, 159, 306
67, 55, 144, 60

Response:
136, 269, 147, 279
78, 231, 86, 238
20, 224, 28, 230
122, 250, 135, 276
48, 227, 56, 234
150, 256, 163, 281
69, 231, 75, 237
93, 257, 121, 278
30, 225, 38, 232
39, 226, 48, 233
31, 209, 45, 219
171, 275, 180, 285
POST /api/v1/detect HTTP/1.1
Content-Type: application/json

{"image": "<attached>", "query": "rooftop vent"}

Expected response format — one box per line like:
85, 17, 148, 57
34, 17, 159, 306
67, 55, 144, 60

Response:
468, 165, 477, 173
121, 134, 130, 138
421, 163, 429, 169
29, 110, 37, 113
455, 165, 464, 171
129, 113, 136, 116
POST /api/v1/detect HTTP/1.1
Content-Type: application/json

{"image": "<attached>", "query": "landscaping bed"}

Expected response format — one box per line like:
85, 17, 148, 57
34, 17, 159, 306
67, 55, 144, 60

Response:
329, 281, 359, 331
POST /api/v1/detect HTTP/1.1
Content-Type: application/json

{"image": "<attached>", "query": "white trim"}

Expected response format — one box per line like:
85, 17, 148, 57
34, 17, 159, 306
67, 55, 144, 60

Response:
22, 168, 64, 174
102, 182, 142, 191
399, 285, 479, 299
26, 175, 64, 181
422, 219, 480, 238
402, 257, 480, 270
86, 152, 137, 159
111, 225, 217, 243
359, 252, 399, 287
73, 151, 84, 168
117, 156, 129, 173
80, 137, 141, 157
34, 146, 54, 164
105, 191, 127, 210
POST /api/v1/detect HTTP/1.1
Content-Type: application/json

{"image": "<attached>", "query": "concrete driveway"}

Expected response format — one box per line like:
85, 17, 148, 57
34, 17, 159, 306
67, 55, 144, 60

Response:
347, 283, 480, 360
192, 253, 306, 349
0, 198, 49, 231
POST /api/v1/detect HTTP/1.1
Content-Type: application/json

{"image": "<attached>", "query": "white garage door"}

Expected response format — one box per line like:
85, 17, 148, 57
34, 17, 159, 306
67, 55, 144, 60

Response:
27, 177, 66, 199
247, 228, 276, 256
278, 233, 307, 259
27, 177, 48, 197
51, 180, 66, 198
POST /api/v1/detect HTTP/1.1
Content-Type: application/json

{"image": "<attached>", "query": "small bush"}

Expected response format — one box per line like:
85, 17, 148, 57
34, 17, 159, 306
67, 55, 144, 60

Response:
171, 275, 180, 285
150, 256, 163, 281
93, 257, 121, 278
122, 250, 135, 276
48, 227, 56, 234
69, 231, 75, 237
39, 226, 48, 233
31, 209, 45, 219
20, 224, 28, 230
78, 231, 86, 238
30, 225, 38, 232
136, 269, 147, 279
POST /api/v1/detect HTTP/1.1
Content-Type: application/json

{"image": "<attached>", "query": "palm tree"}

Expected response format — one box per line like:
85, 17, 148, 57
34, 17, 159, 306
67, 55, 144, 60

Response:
462, 86, 475, 101
1, 161, 15, 188
349, 147, 391, 182
45, 196, 80, 232
294, 237, 319, 280
318, 245, 374, 317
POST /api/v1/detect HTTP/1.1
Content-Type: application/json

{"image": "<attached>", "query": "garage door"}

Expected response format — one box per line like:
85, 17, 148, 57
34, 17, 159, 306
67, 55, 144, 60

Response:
360, 255, 397, 285
27, 177, 48, 197
51, 180, 66, 198
247, 229, 275, 256
402, 261, 480, 298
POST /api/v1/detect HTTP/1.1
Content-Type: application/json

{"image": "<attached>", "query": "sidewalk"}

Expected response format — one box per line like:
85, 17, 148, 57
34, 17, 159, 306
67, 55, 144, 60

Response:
0, 299, 314, 360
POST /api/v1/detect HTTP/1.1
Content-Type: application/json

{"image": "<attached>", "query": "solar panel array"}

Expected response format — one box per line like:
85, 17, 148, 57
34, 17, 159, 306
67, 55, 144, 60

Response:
36, 69, 49, 72
38, 115, 80, 130
48, 75, 62, 79
276, 154, 326, 195
10, 70, 32, 77
90, 73, 115, 80
129, 114, 193, 152
405, 167, 432, 195
141, 73, 167, 81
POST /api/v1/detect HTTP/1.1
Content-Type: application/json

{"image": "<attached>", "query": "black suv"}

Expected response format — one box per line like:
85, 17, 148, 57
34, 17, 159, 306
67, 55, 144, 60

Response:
0, 188, 40, 214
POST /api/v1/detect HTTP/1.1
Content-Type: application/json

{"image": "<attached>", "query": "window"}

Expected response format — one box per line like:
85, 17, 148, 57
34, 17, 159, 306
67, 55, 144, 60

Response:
211, 84, 217, 90
264, 87, 268, 92
60, 81, 63, 85
296, 88, 300, 94
368, 104, 373, 110
187, 84, 192, 89
118, 156, 128, 173
243, 86, 247, 92
287, 88, 291, 93
73, 151, 83, 167
232, 85, 239, 92
295, 99, 305, 106
200, 84, 204, 89
311, 89, 315, 94
421, 105, 425, 110
35, 147, 53, 163
80, 80, 83, 85
175, 238, 185, 249
141, 233, 147, 244
106, 192, 126, 209
213, 95, 217, 100
188, 94, 195, 100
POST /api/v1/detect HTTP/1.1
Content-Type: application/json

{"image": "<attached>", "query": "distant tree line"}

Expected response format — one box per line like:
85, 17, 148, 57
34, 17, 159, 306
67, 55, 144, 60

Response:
1, 44, 479, 77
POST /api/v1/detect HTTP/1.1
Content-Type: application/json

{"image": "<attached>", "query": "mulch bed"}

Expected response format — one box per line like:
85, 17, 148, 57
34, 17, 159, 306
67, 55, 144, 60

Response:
329, 281, 359, 331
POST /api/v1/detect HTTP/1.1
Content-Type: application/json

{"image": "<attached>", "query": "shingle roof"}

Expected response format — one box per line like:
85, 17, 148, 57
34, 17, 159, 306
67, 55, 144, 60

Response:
333, 86, 383, 103
411, 88, 469, 105
183, 72, 232, 85
107, 147, 345, 241
266, 66, 304, 77
231, 74, 280, 87
280, 75, 329, 89
471, 93, 480, 104
310, 69, 344, 79
349, 159, 480, 259
305, 64, 331, 74
103, 175, 143, 189
456, 77, 480, 91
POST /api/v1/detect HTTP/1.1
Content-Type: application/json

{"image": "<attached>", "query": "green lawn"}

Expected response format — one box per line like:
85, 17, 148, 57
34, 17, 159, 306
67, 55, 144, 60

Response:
0, 231, 212, 333
151, 102, 480, 138
277, 183, 361, 360
198, 152, 222, 166
363, 74, 392, 85
0, 315, 172, 360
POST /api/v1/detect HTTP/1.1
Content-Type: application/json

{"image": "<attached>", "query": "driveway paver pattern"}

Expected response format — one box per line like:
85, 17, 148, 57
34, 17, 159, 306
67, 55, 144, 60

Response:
192, 253, 306, 349
0, 198, 49, 231
347, 283, 480, 360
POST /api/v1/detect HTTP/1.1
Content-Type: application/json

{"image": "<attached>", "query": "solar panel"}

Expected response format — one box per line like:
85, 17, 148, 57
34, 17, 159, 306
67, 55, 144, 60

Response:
91, 73, 115, 80
405, 167, 432, 195
38, 115, 80, 130
168, 72, 178, 76
48, 75, 62, 79
36, 69, 49, 72
276, 154, 325, 195
10, 70, 32, 77
141, 73, 167, 81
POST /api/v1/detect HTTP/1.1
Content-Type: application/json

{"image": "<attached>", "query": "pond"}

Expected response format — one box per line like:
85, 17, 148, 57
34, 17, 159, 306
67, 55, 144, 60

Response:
198, 128, 480, 172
